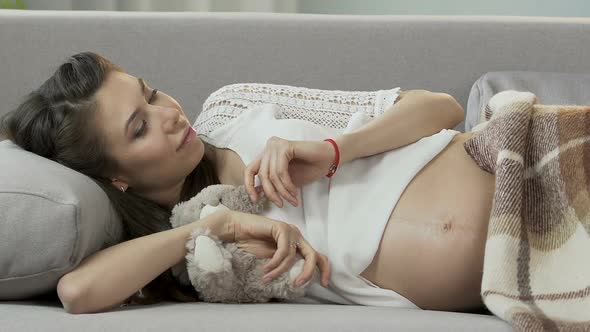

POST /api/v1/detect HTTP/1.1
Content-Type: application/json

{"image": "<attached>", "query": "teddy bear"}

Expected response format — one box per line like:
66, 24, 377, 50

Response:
168, 184, 320, 303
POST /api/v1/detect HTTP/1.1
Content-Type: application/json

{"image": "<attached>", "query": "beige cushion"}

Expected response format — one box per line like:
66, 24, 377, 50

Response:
466, 71, 590, 131
0, 139, 124, 300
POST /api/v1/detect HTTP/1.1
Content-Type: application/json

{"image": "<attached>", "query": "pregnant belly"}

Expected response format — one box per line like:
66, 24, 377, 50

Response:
359, 131, 496, 312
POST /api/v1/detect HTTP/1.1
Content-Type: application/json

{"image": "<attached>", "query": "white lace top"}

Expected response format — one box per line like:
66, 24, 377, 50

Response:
194, 83, 402, 140
192, 83, 460, 308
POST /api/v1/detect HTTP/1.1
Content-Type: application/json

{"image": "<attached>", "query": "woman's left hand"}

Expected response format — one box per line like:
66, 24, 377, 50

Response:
244, 136, 336, 208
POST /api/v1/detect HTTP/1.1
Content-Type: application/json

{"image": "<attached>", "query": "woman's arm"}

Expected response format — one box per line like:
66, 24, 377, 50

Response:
57, 209, 233, 314
333, 90, 465, 164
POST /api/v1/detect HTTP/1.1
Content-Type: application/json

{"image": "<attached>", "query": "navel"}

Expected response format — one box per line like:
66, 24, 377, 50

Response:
440, 214, 454, 233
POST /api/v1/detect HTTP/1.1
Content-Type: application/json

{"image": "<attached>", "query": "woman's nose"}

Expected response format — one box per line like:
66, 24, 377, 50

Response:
164, 108, 181, 132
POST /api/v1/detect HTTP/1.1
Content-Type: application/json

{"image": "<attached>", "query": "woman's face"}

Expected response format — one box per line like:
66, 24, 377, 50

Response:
94, 71, 205, 208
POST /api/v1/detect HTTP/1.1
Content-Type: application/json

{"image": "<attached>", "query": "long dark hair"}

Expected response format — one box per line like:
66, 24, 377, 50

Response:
0, 51, 220, 305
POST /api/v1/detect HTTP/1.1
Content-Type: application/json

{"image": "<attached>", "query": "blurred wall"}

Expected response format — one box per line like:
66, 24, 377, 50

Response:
22, 0, 296, 12
21, 0, 590, 16
298, 0, 590, 17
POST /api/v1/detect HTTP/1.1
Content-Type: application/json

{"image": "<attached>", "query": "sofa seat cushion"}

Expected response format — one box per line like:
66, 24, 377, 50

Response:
0, 299, 512, 332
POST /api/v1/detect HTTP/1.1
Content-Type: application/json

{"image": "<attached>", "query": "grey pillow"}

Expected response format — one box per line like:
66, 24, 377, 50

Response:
465, 71, 590, 132
0, 139, 124, 300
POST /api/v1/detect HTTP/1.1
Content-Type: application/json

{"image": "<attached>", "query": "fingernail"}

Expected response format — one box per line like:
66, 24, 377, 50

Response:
263, 276, 271, 283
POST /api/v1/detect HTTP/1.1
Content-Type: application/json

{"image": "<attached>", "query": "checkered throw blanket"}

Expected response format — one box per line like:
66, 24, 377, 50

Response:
463, 90, 590, 332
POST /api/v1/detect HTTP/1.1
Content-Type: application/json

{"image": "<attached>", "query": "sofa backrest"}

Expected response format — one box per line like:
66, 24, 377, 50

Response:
1, 10, 590, 132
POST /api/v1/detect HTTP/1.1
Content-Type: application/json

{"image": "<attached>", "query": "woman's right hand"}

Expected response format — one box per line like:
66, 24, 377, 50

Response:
228, 210, 331, 288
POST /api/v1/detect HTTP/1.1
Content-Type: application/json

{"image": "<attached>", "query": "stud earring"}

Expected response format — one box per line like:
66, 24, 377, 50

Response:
112, 179, 126, 192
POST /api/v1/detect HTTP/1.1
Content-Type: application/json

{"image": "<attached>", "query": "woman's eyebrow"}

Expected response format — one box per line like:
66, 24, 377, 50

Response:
125, 78, 146, 135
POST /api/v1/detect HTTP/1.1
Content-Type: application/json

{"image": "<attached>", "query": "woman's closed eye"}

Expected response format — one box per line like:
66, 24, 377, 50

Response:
134, 88, 158, 138
148, 88, 158, 104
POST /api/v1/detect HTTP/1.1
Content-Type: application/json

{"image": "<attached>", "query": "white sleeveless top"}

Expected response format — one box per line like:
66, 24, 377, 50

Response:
193, 84, 460, 308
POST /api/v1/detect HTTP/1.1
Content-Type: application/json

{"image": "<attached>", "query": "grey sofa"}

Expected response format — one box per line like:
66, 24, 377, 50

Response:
2, 9, 590, 332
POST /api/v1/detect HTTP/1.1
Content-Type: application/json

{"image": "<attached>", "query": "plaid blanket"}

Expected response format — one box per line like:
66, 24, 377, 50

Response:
463, 90, 590, 332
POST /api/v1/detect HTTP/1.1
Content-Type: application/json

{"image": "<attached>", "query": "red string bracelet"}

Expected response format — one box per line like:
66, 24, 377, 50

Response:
323, 138, 340, 178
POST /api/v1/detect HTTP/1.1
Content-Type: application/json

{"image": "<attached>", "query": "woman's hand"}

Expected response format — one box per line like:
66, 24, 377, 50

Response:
244, 136, 335, 208
229, 210, 331, 288
235, 238, 276, 259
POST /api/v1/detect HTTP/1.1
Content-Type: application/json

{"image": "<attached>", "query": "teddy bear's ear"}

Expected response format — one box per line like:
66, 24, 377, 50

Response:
216, 184, 267, 214
171, 200, 186, 214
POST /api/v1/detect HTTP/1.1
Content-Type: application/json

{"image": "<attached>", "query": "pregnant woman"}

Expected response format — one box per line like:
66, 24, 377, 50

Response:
0, 52, 494, 314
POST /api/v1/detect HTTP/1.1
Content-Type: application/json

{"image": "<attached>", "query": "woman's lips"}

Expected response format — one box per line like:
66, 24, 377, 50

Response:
178, 126, 196, 150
